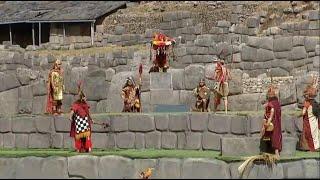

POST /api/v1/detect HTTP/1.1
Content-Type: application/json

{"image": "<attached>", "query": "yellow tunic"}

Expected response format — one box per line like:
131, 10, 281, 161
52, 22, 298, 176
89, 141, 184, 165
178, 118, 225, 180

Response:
51, 71, 64, 101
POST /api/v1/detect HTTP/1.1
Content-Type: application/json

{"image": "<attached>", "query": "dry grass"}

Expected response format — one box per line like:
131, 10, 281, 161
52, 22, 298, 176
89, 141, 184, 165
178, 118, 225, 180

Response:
29, 44, 146, 59
259, 1, 315, 32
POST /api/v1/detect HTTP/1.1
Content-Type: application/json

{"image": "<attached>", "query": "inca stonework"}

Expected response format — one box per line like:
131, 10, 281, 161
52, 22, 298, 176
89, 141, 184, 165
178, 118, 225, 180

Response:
0, 2, 319, 115
0, 1, 319, 179
0, 156, 319, 179
0, 36, 319, 115
0, 112, 316, 156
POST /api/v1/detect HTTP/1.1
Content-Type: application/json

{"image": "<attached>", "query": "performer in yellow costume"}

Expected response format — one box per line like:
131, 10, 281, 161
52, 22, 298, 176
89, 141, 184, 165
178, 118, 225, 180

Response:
46, 59, 64, 115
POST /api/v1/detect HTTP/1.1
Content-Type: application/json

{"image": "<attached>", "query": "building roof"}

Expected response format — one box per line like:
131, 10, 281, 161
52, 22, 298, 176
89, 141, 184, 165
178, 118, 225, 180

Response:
0, 1, 127, 24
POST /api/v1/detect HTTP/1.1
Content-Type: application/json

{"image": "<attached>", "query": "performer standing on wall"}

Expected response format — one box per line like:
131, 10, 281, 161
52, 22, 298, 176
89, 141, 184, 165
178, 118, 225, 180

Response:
149, 33, 176, 73
121, 76, 141, 112
206, 50, 231, 114
260, 84, 282, 160
69, 81, 93, 153
46, 59, 64, 115
192, 78, 211, 112
299, 75, 319, 152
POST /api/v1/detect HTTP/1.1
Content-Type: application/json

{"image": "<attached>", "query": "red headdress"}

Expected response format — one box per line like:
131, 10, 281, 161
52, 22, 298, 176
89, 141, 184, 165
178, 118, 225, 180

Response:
152, 33, 174, 47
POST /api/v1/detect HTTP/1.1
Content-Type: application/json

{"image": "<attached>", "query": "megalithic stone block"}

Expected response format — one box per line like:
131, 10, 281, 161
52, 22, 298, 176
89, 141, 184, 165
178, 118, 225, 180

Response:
150, 72, 173, 90
150, 89, 180, 105
281, 137, 298, 157
221, 137, 298, 157
221, 137, 260, 156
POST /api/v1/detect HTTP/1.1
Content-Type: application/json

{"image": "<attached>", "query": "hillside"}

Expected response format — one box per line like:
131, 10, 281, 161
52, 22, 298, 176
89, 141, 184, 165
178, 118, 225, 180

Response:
102, 1, 319, 35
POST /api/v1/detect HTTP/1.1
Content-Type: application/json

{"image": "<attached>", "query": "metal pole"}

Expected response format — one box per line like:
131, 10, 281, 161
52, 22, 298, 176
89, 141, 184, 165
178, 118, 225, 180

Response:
9, 24, 12, 45
91, 22, 94, 46
39, 22, 41, 45
32, 23, 35, 47
63, 23, 66, 44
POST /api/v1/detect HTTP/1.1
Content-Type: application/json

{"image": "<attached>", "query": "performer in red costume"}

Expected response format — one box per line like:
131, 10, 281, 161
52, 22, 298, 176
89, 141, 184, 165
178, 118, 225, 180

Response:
69, 81, 93, 153
206, 50, 231, 114
149, 33, 176, 73
260, 84, 282, 160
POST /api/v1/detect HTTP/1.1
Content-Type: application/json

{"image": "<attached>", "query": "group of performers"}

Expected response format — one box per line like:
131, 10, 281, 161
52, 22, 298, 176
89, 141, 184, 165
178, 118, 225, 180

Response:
44, 32, 319, 156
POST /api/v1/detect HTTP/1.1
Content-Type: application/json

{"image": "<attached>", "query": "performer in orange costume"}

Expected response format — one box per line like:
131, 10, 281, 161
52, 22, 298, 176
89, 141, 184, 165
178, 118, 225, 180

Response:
149, 33, 176, 73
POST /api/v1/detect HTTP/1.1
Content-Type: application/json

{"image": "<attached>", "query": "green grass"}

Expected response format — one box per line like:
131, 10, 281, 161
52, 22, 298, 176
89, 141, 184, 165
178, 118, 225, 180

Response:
34, 110, 303, 118
0, 148, 220, 159
0, 149, 318, 163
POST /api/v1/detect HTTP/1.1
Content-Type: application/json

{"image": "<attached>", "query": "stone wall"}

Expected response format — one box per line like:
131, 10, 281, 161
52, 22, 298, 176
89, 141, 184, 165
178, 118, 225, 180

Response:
0, 41, 318, 115
0, 7, 319, 115
0, 113, 308, 155
0, 155, 319, 179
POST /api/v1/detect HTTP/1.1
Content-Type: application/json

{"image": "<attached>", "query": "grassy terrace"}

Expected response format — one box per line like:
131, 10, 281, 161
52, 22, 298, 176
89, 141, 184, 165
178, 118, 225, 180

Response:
0, 149, 318, 163
7, 110, 302, 117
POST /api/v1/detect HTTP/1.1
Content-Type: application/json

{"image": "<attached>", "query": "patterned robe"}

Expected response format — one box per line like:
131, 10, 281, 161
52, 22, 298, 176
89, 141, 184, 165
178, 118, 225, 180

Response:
70, 101, 92, 152
46, 69, 63, 114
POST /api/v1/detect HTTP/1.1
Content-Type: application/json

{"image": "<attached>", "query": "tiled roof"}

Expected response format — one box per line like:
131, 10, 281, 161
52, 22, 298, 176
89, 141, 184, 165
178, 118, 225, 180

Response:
0, 1, 127, 24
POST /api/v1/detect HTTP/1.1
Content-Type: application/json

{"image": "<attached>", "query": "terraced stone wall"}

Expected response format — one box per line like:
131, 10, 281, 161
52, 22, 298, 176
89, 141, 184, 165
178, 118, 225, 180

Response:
0, 155, 319, 179
0, 113, 309, 156
0, 42, 318, 115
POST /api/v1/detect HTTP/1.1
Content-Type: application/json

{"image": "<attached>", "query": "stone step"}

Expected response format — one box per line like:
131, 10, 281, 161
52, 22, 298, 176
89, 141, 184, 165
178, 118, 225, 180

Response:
0, 113, 306, 151
0, 156, 319, 179
154, 104, 189, 112
221, 136, 298, 157
150, 72, 173, 90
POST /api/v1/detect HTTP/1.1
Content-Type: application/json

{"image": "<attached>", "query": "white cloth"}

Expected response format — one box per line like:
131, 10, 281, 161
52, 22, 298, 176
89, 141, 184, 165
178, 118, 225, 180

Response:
307, 106, 320, 150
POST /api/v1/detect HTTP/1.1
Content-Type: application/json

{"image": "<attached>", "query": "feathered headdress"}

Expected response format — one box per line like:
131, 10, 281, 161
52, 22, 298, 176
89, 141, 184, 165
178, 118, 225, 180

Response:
266, 69, 278, 98
139, 63, 143, 75
77, 80, 82, 93
77, 80, 86, 99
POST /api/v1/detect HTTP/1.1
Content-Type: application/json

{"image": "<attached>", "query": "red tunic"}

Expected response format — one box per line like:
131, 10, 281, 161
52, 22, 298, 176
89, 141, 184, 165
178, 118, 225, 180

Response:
264, 97, 282, 152
214, 62, 228, 83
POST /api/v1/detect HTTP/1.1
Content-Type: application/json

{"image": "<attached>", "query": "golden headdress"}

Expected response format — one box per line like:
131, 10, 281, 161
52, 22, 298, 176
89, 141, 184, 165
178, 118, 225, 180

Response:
266, 70, 279, 99
303, 74, 318, 99
55, 59, 62, 65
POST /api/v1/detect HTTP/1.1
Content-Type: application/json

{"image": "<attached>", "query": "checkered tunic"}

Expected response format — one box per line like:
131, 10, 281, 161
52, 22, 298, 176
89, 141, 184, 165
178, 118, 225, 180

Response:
75, 114, 90, 134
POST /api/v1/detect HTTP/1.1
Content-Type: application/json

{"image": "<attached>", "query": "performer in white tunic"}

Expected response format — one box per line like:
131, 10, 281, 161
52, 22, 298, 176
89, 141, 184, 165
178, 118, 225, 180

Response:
300, 75, 319, 151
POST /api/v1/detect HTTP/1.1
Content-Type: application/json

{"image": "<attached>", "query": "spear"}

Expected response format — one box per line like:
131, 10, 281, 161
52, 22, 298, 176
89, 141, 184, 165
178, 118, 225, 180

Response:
138, 63, 143, 112
149, 41, 153, 62
171, 38, 176, 62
